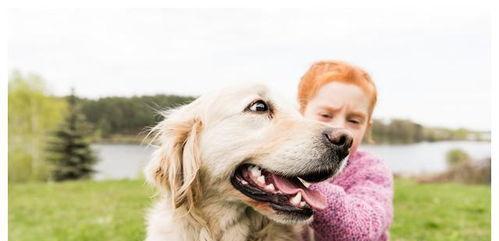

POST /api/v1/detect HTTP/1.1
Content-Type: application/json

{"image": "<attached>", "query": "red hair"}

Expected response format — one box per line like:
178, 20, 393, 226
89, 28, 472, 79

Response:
298, 60, 377, 117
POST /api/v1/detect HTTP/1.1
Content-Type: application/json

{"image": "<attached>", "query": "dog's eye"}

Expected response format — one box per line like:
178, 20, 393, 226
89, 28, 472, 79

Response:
247, 100, 269, 113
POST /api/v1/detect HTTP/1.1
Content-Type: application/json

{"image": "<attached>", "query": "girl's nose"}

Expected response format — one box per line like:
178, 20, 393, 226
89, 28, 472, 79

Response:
327, 117, 346, 129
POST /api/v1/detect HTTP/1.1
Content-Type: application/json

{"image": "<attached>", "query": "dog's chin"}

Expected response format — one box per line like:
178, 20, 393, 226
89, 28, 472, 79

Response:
255, 203, 314, 224
230, 163, 340, 224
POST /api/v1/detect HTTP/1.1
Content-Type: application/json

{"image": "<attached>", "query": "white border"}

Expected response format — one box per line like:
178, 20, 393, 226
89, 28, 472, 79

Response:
3, 0, 491, 9
1, 3, 496, 241
490, 4, 497, 241
1, 7, 9, 241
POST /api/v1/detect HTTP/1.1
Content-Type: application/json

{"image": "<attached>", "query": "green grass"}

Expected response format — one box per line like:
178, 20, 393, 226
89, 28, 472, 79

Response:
9, 180, 155, 241
391, 180, 490, 241
9, 179, 490, 241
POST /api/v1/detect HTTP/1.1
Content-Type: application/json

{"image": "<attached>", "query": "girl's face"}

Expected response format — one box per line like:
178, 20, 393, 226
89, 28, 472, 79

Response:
303, 82, 371, 155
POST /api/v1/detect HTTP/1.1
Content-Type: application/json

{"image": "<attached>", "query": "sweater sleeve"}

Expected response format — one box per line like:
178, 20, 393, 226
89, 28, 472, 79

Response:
309, 159, 393, 241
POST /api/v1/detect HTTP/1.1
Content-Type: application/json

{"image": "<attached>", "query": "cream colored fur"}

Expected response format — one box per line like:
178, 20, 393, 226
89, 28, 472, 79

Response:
144, 84, 336, 241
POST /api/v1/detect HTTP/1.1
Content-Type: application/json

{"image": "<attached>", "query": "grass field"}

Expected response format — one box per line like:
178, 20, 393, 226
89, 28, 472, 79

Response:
9, 179, 490, 241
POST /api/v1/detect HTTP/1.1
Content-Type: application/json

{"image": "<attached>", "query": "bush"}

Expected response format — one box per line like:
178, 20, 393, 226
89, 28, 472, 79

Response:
446, 149, 471, 167
418, 150, 491, 185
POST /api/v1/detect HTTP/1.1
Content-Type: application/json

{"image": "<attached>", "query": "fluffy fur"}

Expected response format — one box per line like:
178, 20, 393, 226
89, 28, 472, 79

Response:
144, 83, 346, 241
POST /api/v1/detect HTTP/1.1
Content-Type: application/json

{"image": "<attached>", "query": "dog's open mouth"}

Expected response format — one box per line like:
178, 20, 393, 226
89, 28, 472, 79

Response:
231, 164, 334, 216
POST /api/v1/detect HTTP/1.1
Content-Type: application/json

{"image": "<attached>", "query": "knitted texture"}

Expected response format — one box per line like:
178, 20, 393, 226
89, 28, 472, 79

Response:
304, 150, 394, 241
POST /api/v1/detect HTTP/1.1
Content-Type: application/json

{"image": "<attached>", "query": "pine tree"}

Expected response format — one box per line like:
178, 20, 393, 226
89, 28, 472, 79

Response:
47, 89, 98, 181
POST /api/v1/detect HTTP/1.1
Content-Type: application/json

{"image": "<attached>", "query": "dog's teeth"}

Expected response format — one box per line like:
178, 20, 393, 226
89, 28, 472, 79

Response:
256, 175, 266, 186
250, 166, 262, 178
241, 180, 248, 185
264, 184, 275, 192
290, 192, 302, 206
298, 177, 311, 188
299, 201, 306, 208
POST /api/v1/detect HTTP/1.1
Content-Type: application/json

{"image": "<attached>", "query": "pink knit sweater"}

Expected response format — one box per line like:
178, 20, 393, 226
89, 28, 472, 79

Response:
304, 150, 394, 241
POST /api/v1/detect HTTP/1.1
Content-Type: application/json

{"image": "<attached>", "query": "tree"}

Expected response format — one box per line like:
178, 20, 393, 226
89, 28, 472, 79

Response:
46, 89, 98, 181
8, 71, 67, 182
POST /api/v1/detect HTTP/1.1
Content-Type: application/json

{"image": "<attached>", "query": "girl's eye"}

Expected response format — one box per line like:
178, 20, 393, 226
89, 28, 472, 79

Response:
348, 119, 360, 124
247, 100, 269, 112
319, 113, 332, 119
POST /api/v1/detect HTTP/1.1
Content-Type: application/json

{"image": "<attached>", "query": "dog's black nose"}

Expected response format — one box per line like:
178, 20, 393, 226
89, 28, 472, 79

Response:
323, 128, 353, 151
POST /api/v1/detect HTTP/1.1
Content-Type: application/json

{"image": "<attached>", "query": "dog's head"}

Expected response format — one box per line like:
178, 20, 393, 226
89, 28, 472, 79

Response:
145, 83, 352, 224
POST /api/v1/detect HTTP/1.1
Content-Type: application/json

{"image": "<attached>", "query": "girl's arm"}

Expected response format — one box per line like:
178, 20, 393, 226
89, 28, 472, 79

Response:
309, 159, 393, 241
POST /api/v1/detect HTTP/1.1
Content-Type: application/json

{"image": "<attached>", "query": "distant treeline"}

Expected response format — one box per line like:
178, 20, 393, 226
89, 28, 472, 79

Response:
78, 94, 489, 144
79, 95, 196, 138
369, 119, 489, 144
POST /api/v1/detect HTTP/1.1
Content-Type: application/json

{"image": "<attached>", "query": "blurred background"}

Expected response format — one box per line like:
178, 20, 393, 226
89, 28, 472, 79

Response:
8, 8, 491, 241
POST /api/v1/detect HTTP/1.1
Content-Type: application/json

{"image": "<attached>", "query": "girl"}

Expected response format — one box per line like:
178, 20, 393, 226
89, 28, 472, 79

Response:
298, 61, 393, 241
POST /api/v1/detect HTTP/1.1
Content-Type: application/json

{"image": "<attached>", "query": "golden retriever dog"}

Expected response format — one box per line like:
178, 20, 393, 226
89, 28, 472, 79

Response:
144, 83, 352, 241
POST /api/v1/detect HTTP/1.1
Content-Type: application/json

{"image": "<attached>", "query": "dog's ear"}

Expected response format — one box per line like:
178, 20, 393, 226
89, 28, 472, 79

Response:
145, 104, 203, 210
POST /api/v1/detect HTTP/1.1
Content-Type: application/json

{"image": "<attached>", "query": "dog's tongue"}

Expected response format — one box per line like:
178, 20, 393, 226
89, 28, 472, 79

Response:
271, 174, 327, 210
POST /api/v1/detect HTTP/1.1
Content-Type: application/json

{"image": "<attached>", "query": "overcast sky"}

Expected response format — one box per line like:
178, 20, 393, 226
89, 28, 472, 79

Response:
8, 9, 490, 130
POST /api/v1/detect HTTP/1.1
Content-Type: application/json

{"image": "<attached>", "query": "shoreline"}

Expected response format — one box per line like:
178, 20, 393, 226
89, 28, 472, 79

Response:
92, 134, 491, 145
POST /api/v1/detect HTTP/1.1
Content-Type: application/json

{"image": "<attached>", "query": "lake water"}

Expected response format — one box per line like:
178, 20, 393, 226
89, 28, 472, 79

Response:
362, 141, 491, 175
91, 141, 491, 180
